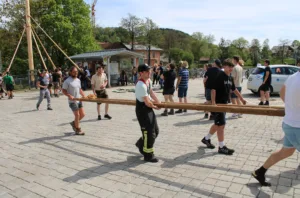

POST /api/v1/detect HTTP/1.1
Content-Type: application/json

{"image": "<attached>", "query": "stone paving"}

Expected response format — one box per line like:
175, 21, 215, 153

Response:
0, 78, 299, 198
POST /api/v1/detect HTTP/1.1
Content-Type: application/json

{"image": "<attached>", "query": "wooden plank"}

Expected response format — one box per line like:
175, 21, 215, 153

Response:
74, 98, 284, 117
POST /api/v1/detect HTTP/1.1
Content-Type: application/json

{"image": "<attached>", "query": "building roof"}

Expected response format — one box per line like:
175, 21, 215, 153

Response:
123, 44, 163, 51
69, 48, 144, 60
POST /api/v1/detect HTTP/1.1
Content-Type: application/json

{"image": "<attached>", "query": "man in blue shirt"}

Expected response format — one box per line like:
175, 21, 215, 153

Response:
175, 61, 189, 113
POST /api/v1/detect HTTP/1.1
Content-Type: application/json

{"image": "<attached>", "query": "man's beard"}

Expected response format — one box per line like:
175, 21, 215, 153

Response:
71, 74, 77, 78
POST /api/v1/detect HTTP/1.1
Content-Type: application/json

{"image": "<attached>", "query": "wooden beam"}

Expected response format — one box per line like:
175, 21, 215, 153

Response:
74, 98, 285, 117
25, 0, 35, 81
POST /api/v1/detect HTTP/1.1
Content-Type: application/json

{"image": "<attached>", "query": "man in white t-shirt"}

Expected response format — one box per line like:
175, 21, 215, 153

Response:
91, 65, 112, 120
135, 64, 161, 163
230, 56, 244, 118
252, 70, 300, 186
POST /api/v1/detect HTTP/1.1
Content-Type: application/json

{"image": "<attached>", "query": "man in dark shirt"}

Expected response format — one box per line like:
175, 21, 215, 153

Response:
52, 69, 60, 97
36, 70, 52, 110
203, 59, 222, 119
158, 63, 164, 89
161, 63, 177, 116
201, 58, 246, 155
259, 59, 272, 106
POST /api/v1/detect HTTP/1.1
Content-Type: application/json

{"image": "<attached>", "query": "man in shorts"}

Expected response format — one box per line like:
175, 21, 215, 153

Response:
252, 69, 300, 186
230, 56, 244, 118
201, 58, 246, 155
62, 66, 86, 135
161, 63, 176, 116
259, 59, 272, 106
3, 72, 14, 99
175, 61, 189, 113
91, 65, 112, 120
52, 69, 60, 97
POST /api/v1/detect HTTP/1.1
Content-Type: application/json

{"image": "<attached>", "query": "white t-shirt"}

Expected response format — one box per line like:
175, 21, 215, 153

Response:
283, 72, 300, 128
135, 80, 152, 102
62, 77, 81, 103
231, 65, 243, 87
91, 73, 107, 91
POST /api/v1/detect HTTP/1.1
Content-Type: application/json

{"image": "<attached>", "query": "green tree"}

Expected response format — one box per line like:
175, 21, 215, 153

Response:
120, 13, 143, 50
261, 39, 270, 59
250, 39, 261, 66
182, 51, 194, 66
219, 38, 231, 61
169, 48, 184, 63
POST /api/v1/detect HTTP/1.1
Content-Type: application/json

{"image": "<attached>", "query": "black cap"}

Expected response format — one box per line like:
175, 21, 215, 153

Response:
215, 59, 222, 67
138, 64, 151, 72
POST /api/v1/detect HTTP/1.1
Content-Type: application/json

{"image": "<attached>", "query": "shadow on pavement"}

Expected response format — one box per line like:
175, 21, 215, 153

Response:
13, 109, 38, 114
174, 118, 213, 126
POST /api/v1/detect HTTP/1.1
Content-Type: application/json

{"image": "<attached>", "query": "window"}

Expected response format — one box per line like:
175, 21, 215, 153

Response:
283, 67, 299, 75
251, 67, 264, 74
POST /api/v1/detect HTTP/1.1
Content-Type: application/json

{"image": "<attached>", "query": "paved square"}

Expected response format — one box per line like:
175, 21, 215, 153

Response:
0, 78, 299, 198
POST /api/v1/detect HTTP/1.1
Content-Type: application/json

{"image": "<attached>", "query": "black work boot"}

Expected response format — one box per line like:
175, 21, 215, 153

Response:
161, 110, 168, 116
135, 138, 144, 155
168, 109, 175, 115
175, 109, 183, 114
144, 153, 159, 163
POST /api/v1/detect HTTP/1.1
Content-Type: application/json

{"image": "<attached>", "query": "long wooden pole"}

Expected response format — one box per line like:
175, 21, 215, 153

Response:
32, 31, 47, 70
74, 98, 285, 117
7, 28, 26, 70
25, 0, 35, 81
32, 28, 56, 70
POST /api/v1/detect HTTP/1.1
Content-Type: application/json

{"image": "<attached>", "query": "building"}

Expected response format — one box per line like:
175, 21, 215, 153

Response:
99, 42, 163, 66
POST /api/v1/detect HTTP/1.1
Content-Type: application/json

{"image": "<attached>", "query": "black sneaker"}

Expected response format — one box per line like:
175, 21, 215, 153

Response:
175, 109, 183, 114
144, 156, 159, 163
264, 101, 269, 106
183, 109, 187, 113
47, 107, 53, 110
36, 104, 39, 110
161, 111, 168, 116
209, 115, 214, 120
252, 170, 271, 186
104, 114, 112, 119
259, 101, 264, 105
98, 115, 101, 120
168, 109, 175, 115
135, 139, 144, 155
201, 137, 215, 149
204, 113, 209, 119
218, 146, 235, 155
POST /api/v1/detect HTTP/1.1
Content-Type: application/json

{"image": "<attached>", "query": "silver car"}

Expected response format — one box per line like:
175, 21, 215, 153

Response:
247, 65, 299, 94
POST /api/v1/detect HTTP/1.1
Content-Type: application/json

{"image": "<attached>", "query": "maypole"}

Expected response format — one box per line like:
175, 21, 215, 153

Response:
25, 0, 35, 82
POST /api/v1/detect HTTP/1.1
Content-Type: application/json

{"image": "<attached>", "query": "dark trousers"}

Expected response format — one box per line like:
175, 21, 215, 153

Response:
135, 101, 159, 158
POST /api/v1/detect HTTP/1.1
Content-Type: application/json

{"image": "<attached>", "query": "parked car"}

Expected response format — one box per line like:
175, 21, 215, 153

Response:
247, 65, 299, 94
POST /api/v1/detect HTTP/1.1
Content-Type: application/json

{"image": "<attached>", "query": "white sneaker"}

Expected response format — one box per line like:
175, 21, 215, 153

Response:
238, 114, 243, 118
231, 114, 238, 119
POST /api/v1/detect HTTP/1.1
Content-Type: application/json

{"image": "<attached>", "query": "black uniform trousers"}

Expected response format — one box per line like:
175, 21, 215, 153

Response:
135, 100, 159, 159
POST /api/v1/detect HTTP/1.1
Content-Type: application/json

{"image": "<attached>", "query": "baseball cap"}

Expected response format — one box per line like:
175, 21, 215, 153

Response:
138, 64, 151, 72
215, 59, 222, 67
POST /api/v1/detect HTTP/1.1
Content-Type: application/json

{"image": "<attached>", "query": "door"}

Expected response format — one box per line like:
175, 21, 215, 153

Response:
271, 67, 287, 93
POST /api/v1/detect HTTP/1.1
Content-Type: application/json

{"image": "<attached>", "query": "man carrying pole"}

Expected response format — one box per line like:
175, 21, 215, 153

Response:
135, 64, 161, 163
201, 58, 246, 155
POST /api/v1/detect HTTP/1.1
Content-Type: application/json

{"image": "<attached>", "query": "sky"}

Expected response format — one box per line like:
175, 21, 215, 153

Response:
85, 0, 300, 47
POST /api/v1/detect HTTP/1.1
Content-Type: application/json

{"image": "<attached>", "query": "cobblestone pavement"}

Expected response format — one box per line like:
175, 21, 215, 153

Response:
0, 78, 299, 198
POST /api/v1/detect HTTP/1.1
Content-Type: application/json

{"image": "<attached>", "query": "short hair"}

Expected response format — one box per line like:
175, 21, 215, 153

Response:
54, 69, 58, 72
207, 64, 213, 68
169, 63, 175, 70
239, 59, 244, 66
68, 66, 77, 75
223, 58, 234, 67
97, 65, 105, 70
265, 59, 270, 65
182, 61, 189, 68
233, 56, 240, 62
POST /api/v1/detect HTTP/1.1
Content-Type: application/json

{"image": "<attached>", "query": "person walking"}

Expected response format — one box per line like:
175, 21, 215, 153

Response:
259, 59, 272, 106
161, 63, 177, 116
252, 69, 300, 186
135, 64, 161, 163
91, 65, 112, 120
52, 69, 60, 97
175, 61, 189, 113
230, 56, 244, 118
201, 58, 246, 155
36, 70, 53, 110
62, 66, 86, 135
3, 71, 14, 99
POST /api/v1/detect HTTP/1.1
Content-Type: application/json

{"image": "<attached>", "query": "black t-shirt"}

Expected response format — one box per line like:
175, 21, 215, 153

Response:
38, 76, 46, 90
212, 71, 236, 104
159, 66, 164, 74
263, 66, 272, 85
205, 67, 220, 89
163, 69, 176, 89
52, 73, 60, 82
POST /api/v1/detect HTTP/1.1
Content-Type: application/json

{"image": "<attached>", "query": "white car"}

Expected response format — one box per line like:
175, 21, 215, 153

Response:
247, 65, 299, 94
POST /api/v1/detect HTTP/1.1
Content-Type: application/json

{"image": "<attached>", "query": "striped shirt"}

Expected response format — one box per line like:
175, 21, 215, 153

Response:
178, 68, 189, 88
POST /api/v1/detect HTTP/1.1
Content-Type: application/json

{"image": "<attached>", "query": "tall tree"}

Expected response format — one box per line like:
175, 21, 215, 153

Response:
218, 38, 231, 61
261, 39, 270, 59
278, 39, 291, 64
140, 18, 160, 65
120, 13, 143, 51
250, 39, 261, 66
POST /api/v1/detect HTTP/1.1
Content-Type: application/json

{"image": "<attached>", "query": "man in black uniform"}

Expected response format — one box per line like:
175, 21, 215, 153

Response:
135, 64, 161, 163
259, 59, 272, 106
201, 58, 246, 155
